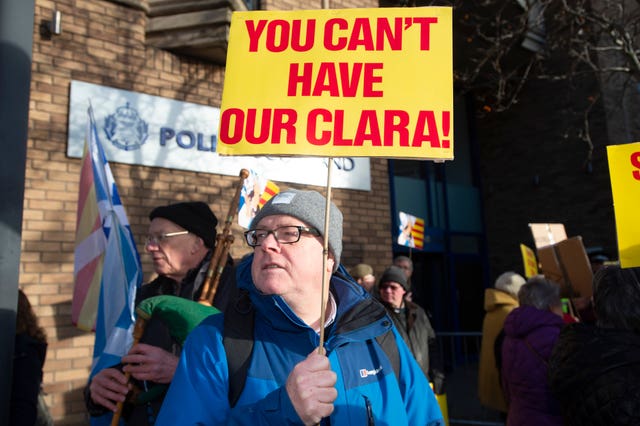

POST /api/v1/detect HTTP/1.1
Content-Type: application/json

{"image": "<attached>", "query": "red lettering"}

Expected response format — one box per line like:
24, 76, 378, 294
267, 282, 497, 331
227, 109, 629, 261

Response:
266, 20, 290, 52
246, 20, 267, 52
288, 63, 313, 96
383, 110, 410, 147
362, 63, 383, 97
290, 19, 315, 52
413, 17, 438, 51
632, 152, 640, 180
413, 110, 440, 147
323, 17, 409, 52
272, 109, 297, 144
220, 108, 298, 145
332, 110, 352, 146
324, 18, 348, 51
304, 109, 449, 150
246, 19, 315, 52
313, 63, 340, 96
339, 63, 362, 97
441, 111, 451, 148
307, 109, 332, 145
377, 18, 402, 50
353, 110, 381, 146
245, 109, 272, 144
220, 108, 245, 144
348, 18, 374, 51
288, 62, 383, 97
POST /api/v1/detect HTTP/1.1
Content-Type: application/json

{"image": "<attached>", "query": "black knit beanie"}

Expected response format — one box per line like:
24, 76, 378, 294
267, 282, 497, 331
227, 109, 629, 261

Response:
149, 202, 218, 248
379, 265, 409, 291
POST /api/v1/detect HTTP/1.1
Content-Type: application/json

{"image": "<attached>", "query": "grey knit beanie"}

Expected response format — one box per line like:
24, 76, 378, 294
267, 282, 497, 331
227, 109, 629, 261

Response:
250, 189, 343, 269
379, 266, 409, 291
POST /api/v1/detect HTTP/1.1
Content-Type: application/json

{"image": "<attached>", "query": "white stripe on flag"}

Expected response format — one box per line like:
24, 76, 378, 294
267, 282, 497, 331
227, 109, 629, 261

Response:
74, 229, 106, 272
102, 323, 135, 359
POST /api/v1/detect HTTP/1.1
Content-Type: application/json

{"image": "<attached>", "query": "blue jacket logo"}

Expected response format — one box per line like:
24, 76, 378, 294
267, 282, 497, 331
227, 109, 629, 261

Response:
104, 103, 148, 151
359, 365, 383, 378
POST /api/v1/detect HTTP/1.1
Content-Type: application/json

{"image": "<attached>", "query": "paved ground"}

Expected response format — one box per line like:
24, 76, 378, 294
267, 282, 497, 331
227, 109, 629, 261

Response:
445, 363, 505, 426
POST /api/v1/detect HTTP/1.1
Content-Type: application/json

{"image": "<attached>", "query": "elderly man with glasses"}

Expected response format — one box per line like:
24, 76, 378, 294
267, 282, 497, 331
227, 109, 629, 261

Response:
378, 265, 446, 398
157, 189, 444, 426
85, 201, 233, 425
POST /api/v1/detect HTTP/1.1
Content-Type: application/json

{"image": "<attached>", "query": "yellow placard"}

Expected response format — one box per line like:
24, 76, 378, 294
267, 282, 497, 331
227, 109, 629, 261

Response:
218, 8, 453, 160
606, 142, 640, 268
520, 243, 539, 278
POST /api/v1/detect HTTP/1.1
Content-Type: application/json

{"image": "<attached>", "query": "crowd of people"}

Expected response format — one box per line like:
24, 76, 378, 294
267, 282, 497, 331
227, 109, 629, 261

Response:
12, 189, 640, 425
78, 190, 445, 425
478, 263, 640, 425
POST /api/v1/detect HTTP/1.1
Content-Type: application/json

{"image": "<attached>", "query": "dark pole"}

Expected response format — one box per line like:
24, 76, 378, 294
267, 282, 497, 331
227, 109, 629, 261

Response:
0, 0, 35, 419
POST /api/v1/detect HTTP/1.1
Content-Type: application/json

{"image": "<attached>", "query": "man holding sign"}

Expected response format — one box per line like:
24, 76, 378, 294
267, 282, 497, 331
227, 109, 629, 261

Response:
157, 189, 444, 425
157, 7, 451, 425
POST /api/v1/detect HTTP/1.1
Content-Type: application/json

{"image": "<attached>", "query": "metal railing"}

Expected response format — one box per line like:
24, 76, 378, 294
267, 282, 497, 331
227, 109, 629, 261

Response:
435, 332, 505, 426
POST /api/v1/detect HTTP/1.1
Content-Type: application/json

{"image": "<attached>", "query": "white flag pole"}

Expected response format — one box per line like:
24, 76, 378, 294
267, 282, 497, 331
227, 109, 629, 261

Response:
316, 0, 333, 354
318, 157, 333, 352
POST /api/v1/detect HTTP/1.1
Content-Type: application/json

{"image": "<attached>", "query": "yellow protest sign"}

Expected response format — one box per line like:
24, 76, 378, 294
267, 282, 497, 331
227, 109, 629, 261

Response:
520, 243, 538, 278
218, 8, 453, 160
606, 142, 640, 268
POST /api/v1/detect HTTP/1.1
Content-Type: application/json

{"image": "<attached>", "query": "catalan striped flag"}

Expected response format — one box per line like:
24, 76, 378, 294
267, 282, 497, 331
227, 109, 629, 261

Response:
411, 217, 425, 249
238, 169, 280, 228
258, 180, 279, 208
72, 107, 143, 386
398, 211, 425, 249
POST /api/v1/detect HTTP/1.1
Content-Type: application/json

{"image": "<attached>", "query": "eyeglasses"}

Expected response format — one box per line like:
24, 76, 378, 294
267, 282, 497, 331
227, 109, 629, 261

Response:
244, 225, 320, 247
145, 230, 190, 246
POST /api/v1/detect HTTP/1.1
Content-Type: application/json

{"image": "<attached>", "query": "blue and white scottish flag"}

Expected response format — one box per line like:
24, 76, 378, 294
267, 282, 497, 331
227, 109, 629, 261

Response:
74, 106, 143, 425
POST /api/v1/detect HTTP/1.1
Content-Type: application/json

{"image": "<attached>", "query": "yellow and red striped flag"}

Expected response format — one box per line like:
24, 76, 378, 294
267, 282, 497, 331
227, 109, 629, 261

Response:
411, 218, 425, 249
398, 211, 425, 249
238, 169, 280, 228
258, 180, 279, 208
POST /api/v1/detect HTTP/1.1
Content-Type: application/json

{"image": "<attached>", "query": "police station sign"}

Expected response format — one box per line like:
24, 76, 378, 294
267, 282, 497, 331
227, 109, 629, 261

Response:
66, 80, 371, 190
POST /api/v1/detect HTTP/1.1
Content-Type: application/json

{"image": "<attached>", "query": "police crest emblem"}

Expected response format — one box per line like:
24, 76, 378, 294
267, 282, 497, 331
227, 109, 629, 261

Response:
104, 103, 148, 151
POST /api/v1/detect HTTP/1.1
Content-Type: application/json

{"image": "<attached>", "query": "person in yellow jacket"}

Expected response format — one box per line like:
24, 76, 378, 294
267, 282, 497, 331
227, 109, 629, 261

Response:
478, 271, 526, 414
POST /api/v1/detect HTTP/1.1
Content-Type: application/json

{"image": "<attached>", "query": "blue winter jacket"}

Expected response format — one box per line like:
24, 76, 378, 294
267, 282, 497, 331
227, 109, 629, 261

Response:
157, 255, 444, 425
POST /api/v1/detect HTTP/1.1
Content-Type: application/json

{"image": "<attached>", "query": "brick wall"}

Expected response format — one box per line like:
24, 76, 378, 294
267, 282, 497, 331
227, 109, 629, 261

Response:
26, 0, 391, 423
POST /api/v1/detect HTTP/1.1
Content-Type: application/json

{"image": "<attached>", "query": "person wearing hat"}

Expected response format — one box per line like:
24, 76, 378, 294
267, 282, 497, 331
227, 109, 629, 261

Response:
478, 271, 526, 415
350, 263, 376, 293
378, 265, 445, 394
157, 189, 445, 425
393, 255, 415, 302
85, 201, 233, 425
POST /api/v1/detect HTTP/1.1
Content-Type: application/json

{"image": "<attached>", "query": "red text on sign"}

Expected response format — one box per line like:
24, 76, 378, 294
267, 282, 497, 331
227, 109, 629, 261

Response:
220, 108, 298, 145
307, 109, 451, 148
244, 16, 439, 53
288, 62, 383, 97
246, 19, 316, 52
220, 108, 452, 150
324, 17, 437, 51
631, 151, 640, 180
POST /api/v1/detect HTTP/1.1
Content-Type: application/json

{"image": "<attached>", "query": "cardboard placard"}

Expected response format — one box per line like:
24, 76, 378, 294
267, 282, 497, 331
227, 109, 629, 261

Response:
529, 223, 567, 249
536, 236, 593, 297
